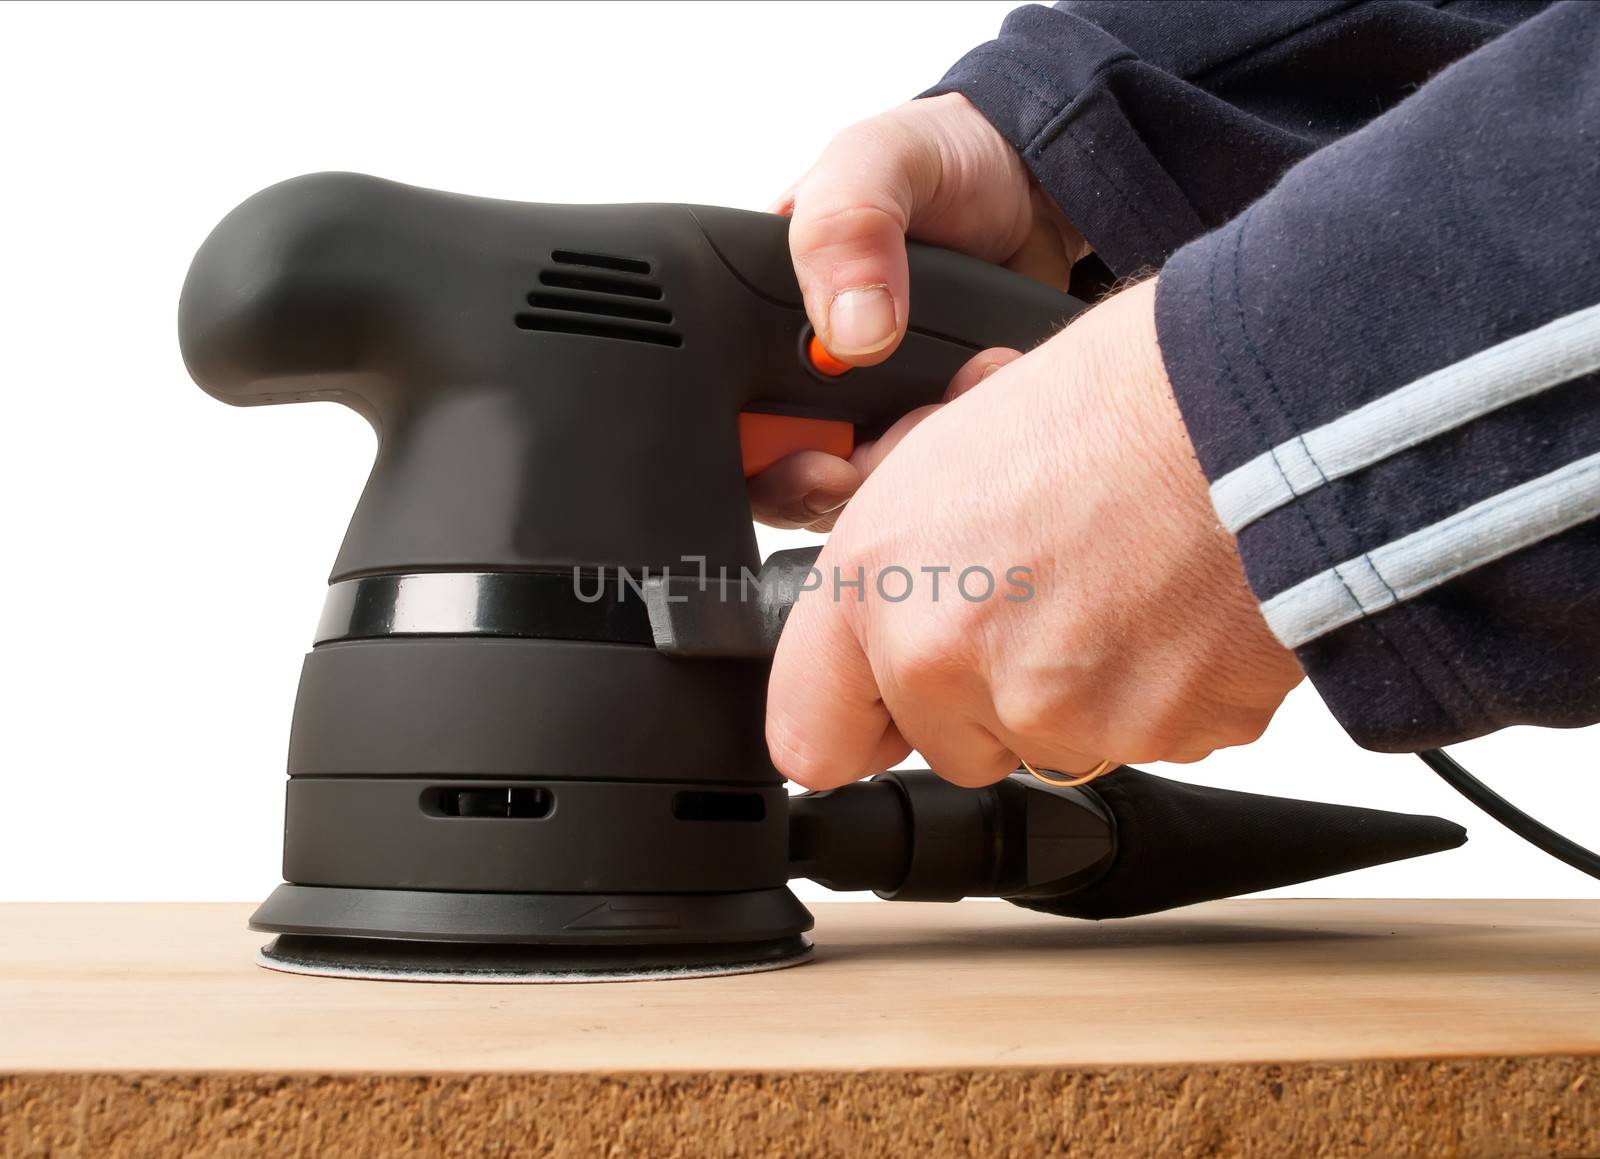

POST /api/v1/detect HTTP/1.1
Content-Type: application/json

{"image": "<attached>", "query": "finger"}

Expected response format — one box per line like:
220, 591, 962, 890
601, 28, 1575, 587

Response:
1158, 749, 1213, 765
985, 691, 1108, 776
768, 571, 899, 789
943, 347, 1023, 402
846, 360, 1017, 485
865, 722, 915, 775
747, 450, 861, 529
788, 119, 938, 366
997, 732, 1105, 780
1002, 186, 1090, 288
767, 186, 797, 216
892, 710, 1018, 789
875, 655, 1020, 788
848, 402, 942, 481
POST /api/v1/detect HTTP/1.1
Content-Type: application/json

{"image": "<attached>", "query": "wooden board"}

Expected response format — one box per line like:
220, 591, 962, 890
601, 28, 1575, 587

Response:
4, 899, 1599, 1157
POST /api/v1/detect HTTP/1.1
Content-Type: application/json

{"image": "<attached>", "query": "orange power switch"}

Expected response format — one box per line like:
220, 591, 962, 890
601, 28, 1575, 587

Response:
739, 412, 855, 478
806, 334, 853, 377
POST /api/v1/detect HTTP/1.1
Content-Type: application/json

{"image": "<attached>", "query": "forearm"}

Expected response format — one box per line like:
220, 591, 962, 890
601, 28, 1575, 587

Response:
1154, 0, 1600, 750
925, 0, 1543, 275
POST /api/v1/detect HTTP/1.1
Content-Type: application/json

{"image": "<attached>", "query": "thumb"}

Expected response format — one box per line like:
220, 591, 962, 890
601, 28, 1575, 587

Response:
786, 119, 937, 366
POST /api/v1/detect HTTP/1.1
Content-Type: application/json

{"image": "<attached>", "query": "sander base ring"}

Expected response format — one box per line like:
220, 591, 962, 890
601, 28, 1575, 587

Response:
256, 932, 815, 983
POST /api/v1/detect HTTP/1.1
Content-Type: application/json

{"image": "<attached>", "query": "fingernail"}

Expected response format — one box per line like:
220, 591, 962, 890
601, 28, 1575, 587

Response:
978, 362, 1003, 381
802, 489, 852, 517
826, 285, 896, 356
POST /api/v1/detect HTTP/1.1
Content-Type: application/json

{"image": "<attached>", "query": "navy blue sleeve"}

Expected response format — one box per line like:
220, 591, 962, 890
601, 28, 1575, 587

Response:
1154, 2, 1600, 750
926, 1, 1543, 276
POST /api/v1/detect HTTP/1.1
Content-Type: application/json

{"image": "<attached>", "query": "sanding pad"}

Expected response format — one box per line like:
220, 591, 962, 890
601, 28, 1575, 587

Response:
256, 934, 815, 984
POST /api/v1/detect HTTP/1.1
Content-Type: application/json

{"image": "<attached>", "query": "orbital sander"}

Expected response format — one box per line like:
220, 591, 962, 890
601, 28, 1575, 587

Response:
178, 173, 1466, 982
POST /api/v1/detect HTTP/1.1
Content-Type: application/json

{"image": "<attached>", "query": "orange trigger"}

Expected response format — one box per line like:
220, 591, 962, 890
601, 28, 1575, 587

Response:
739, 412, 855, 478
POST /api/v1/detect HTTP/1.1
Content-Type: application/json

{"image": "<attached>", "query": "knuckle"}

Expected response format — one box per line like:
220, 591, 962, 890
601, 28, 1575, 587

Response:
1123, 680, 1222, 762
993, 683, 1066, 739
886, 631, 971, 701
1218, 706, 1275, 748
1104, 712, 1185, 766
1149, 706, 1197, 750
789, 200, 905, 262
1116, 699, 1269, 765
765, 711, 842, 788
789, 118, 924, 255
927, 749, 1015, 789
1113, 738, 1165, 767
836, 112, 920, 162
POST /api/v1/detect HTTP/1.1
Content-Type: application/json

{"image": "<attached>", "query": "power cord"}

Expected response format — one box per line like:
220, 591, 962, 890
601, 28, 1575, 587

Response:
1419, 748, 1600, 881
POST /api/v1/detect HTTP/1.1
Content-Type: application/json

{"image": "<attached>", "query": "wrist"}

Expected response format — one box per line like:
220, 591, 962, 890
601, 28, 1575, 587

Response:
1039, 278, 1299, 692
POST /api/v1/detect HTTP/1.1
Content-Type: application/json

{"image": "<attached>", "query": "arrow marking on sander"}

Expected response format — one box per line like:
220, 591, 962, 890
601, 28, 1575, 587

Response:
562, 902, 682, 931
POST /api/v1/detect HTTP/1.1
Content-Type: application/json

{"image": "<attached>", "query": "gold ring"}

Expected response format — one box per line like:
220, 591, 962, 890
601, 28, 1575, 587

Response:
1020, 756, 1118, 788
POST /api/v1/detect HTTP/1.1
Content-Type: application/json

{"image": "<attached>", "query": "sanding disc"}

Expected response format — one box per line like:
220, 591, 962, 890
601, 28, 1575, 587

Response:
256, 933, 814, 984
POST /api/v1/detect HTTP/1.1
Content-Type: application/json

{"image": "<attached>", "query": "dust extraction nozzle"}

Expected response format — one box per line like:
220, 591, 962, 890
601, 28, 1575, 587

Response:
1013, 768, 1468, 919
791, 767, 1467, 920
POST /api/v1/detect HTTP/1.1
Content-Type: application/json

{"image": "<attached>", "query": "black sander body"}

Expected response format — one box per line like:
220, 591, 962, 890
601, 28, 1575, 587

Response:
179, 173, 1466, 981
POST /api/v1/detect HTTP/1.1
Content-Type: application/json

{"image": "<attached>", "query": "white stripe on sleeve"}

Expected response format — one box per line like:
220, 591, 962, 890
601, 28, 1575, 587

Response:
1261, 450, 1600, 649
1211, 302, 1600, 534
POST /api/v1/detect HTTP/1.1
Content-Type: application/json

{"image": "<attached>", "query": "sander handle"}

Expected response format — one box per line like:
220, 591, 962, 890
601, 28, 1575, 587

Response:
689, 202, 1085, 474
179, 174, 1085, 580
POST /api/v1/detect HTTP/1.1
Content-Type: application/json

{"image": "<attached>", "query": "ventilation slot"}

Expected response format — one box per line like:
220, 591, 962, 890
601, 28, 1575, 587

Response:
518, 253, 678, 347
515, 314, 682, 347
424, 786, 553, 819
538, 269, 663, 299
672, 791, 766, 823
552, 249, 651, 275
525, 292, 671, 324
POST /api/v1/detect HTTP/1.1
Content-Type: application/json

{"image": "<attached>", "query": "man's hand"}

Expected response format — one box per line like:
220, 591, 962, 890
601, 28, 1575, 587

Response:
750, 93, 1089, 531
765, 279, 1305, 789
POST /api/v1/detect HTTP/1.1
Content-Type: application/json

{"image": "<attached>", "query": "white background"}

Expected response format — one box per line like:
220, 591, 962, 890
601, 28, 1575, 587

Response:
1, 0, 1593, 905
